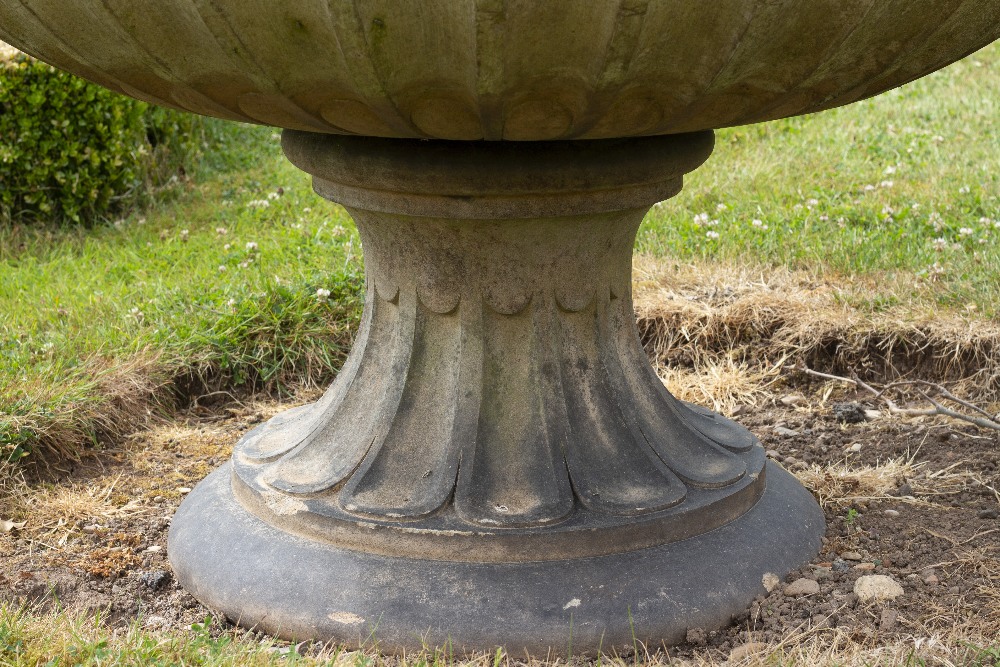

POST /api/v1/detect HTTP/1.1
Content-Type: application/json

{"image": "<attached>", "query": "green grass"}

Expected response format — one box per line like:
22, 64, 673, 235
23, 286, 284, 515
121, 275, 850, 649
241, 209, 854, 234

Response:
1, 124, 363, 467
1, 605, 997, 666
1, 42, 998, 470
0, 607, 352, 666
641, 42, 999, 315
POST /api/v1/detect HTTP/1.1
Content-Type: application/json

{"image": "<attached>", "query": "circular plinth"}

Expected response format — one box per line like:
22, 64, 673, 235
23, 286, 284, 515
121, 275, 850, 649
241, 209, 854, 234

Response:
169, 460, 823, 655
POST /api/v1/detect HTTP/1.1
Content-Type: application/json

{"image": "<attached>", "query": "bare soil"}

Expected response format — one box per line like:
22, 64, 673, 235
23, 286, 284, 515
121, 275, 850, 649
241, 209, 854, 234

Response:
1, 389, 998, 662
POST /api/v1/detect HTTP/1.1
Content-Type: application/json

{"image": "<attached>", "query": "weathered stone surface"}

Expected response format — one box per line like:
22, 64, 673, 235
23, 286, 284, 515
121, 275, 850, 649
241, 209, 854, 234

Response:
169, 133, 826, 654
226, 132, 772, 563
1, 3, 997, 140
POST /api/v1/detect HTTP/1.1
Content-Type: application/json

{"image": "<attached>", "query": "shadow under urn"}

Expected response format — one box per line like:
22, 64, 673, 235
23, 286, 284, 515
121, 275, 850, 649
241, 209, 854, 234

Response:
3, 0, 998, 655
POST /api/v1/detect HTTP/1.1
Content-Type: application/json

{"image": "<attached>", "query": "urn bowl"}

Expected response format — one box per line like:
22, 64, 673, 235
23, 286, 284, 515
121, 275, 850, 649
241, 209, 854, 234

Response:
1, 1, 998, 141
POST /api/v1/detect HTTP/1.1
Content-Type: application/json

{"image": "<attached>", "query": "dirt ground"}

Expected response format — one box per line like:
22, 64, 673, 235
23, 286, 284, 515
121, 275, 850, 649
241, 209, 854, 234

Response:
1, 387, 998, 664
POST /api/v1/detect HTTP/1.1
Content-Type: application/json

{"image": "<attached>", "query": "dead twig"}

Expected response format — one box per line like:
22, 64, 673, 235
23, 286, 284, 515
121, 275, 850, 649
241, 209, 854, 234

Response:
794, 364, 1000, 432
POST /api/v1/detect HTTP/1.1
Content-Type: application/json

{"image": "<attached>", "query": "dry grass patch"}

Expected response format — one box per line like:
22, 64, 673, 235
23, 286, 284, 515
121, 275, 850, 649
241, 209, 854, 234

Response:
633, 257, 1000, 409
0, 472, 150, 548
658, 358, 784, 414
794, 456, 927, 508
792, 453, 980, 508
2, 351, 171, 479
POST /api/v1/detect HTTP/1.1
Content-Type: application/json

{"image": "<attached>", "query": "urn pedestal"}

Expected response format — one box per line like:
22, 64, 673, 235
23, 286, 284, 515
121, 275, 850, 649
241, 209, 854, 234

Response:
168, 130, 824, 654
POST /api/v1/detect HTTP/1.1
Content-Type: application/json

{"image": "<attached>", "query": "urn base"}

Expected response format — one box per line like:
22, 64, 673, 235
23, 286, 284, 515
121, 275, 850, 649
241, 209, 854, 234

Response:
169, 460, 823, 656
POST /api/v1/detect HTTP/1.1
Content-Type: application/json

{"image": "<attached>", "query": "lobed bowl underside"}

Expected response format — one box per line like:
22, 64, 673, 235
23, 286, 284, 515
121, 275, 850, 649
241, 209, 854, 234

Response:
2, 1, 998, 141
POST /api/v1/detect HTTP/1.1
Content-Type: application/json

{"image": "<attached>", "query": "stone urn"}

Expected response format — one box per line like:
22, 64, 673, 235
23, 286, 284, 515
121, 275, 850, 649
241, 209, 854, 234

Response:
3, 1, 997, 655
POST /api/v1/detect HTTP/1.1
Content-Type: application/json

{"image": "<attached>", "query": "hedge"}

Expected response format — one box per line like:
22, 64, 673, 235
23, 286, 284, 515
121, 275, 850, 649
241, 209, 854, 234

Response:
1, 49, 206, 225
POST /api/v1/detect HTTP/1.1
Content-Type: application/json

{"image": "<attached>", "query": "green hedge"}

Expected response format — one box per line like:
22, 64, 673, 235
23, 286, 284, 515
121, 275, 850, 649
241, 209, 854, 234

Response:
1, 52, 206, 224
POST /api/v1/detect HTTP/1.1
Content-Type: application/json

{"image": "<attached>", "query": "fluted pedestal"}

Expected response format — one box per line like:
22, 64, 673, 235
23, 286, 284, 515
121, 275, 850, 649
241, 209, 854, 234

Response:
169, 131, 823, 655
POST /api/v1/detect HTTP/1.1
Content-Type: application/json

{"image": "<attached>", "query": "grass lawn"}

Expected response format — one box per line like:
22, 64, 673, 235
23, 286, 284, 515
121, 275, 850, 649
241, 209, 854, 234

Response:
1, 125, 364, 469
0, 40, 998, 667
643, 42, 999, 316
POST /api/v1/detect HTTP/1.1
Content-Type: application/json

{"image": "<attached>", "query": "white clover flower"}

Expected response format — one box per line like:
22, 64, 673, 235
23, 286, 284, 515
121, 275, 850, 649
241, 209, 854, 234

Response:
227, 298, 237, 308
932, 238, 949, 251
224, 243, 232, 251
884, 166, 897, 175
958, 186, 971, 194
180, 229, 189, 240
880, 180, 894, 189
246, 241, 259, 252
218, 265, 227, 273
216, 227, 228, 235
332, 225, 348, 237
707, 219, 719, 227
751, 219, 763, 228
247, 199, 270, 209
882, 205, 895, 216
267, 192, 280, 200
706, 231, 720, 240
933, 135, 945, 143
864, 184, 876, 192
807, 198, 819, 207
959, 227, 974, 237
819, 215, 829, 222
303, 207, 312, 213
716, 203, 727, 212
316, 288, 332, 301
693, 212, 709, 226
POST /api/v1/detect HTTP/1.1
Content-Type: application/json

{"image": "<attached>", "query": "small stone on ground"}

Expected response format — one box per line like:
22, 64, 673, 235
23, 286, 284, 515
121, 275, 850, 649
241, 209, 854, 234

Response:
784, 578, 820, 597
832, 402, 867, 424
685, 627, 706, 645
139, 570, 172, 591
854, 575, 904, 602
879, 608, 899, 631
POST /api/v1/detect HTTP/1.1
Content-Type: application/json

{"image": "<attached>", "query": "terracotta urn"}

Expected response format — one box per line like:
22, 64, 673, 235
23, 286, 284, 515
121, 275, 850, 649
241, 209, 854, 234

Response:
3, 1, 997, 655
